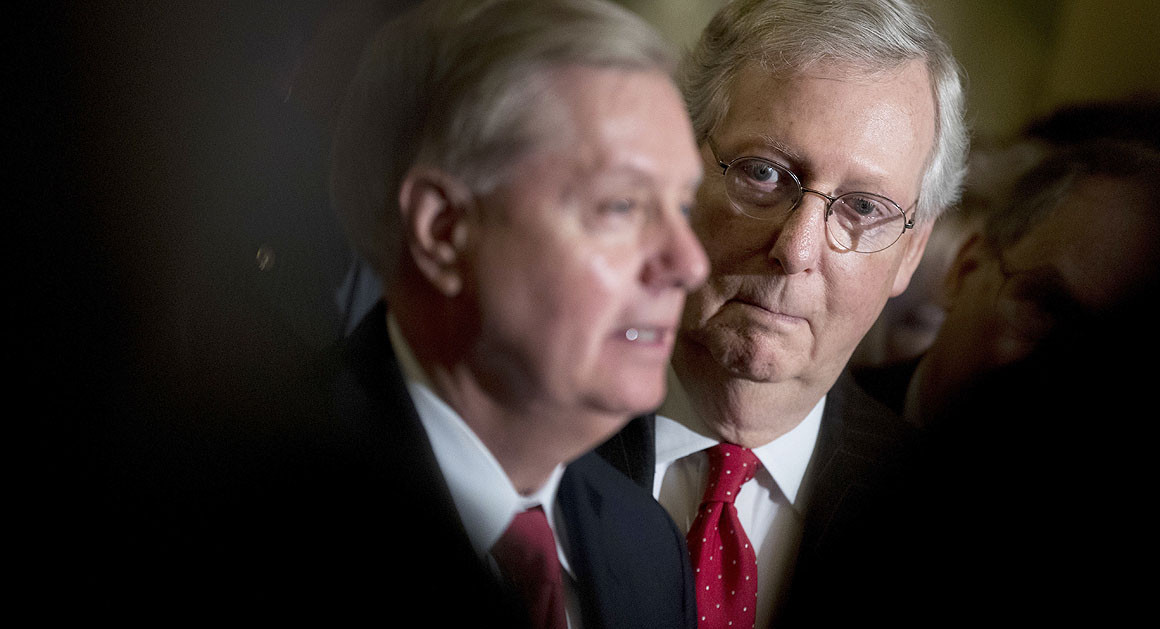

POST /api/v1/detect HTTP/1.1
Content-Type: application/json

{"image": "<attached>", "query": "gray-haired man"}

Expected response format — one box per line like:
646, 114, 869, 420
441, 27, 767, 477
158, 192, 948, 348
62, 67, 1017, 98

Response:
598, 1, 968, 626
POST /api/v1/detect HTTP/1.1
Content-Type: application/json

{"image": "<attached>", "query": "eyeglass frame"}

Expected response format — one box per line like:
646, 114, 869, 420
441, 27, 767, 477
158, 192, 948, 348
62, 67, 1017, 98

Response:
706, 137, 919, 253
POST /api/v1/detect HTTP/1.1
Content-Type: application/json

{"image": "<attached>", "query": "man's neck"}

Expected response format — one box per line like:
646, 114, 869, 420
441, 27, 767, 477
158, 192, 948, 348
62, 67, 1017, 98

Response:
427, 367, 608, 494
392, 307, 617, 495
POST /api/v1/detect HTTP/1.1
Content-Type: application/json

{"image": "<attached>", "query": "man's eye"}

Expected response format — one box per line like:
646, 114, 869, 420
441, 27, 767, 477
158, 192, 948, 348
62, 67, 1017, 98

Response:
602, 198, 636, 214
738, 159, 781, 184
846, 195, 887, 218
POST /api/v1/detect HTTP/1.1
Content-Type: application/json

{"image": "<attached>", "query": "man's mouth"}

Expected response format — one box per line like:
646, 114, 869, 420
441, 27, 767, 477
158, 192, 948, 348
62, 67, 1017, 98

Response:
730, 297, 805, 323
624, 327, 662, 343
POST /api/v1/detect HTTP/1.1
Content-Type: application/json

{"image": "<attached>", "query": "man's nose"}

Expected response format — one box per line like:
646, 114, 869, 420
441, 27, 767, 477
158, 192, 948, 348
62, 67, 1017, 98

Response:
767, 193, 826, 274
642, 206, 709, 292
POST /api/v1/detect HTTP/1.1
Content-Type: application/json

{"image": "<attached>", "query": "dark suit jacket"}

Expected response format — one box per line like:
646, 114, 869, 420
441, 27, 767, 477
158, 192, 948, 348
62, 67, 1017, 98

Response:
851, 355, 922, 418
80, 304, 694, 626
851, 335, 1153, 627
324, 304, 698, 628
596, 371, 918, 628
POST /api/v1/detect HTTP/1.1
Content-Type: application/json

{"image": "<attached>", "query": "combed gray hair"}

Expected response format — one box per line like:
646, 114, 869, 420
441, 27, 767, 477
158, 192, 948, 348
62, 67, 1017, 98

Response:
331, 0, 676, 283
681, 0, 968, 224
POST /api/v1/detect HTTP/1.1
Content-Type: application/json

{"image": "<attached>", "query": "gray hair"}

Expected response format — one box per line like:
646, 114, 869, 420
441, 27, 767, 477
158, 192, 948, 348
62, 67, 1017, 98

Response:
330, 0, 676, 283
681, 0, 968, 224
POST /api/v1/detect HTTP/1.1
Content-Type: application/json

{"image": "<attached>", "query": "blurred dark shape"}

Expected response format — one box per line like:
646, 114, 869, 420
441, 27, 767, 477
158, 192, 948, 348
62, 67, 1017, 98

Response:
853, 91, 1160, 371
851, 137, 1046, 369
806, 245, 1158, 627
858, 138, 1160, 422
893, 281, 1156, 625
18, 0, 418, 617
1024, 91, 1160, 149
837, 136, 1160, 623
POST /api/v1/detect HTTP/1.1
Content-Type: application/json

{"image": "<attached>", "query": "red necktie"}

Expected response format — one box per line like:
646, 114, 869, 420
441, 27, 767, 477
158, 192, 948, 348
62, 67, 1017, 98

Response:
686, 444, 761, 629
491, 506, 568, 629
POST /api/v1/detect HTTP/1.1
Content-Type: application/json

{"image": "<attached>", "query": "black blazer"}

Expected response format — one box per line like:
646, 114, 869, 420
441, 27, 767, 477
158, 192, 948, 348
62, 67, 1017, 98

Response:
81, 304, 695, 626
325, 304, 698, 628
596, 371, 918, 627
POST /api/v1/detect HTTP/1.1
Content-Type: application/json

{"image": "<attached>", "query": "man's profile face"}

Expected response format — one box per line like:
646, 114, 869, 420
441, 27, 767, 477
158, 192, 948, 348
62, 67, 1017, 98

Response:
920, 175, 1155, 413
678, 60, 936, 390
464, 65, 707, 439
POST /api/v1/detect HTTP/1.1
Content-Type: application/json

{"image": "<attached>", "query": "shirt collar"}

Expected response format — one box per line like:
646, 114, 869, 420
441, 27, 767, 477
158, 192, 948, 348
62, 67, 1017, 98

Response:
655, 365, 823, 506
387, 313, 567, 562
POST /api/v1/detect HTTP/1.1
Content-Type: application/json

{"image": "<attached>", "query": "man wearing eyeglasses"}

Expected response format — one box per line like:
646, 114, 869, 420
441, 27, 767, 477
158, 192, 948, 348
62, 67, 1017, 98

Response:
850, 138, 1160, 625
898, 139, 1160, 426
597, 1, 967, 626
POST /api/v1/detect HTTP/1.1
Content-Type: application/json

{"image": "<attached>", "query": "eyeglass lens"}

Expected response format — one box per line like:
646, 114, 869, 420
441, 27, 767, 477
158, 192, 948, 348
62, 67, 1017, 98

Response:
723, 156, 906, 253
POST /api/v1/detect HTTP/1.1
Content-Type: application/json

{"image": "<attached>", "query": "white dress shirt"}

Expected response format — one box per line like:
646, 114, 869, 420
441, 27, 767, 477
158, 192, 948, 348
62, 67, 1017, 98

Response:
387, 315, 581, 627
654, 366, 823, 629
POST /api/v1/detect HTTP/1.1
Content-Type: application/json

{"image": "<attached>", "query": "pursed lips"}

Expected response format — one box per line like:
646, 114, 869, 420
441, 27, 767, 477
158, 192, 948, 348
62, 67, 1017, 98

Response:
729, 295, 806, 323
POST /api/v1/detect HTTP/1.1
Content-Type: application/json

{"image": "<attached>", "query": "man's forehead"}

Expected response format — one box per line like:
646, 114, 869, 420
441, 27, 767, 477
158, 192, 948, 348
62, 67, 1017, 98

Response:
544, 67, 700, 176
718, 59, 935, 195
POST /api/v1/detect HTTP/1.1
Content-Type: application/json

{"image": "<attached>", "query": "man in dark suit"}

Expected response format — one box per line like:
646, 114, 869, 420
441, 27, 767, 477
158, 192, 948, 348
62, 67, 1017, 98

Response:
874, 140, 1160, 427
848, 139, 1160, 625
597, 1, 967, 626
66, 0, 706, 623
320, 0, 708, 626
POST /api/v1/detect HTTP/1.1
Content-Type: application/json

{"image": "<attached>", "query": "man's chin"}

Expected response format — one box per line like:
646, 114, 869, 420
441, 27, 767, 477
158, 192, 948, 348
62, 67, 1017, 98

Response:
716, 356, 795, 384
689, 328, 802, 384
584, 378, 666, 422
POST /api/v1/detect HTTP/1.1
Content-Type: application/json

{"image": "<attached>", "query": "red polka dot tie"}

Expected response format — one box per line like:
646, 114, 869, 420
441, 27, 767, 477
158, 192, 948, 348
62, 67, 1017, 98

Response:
686, 444, 761, 628
491, 506, 568, 629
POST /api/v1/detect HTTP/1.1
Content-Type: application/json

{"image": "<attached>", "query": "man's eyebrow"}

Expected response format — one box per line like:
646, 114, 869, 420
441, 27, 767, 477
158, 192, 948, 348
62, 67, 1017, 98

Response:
609, 160, 704, 189
741, 134, 893, 191
751, 134, 803, 163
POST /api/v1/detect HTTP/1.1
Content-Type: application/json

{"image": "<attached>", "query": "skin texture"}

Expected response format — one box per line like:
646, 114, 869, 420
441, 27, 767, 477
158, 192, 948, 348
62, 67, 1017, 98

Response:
913, 175, 1156, 423
396, 66, 708, 493
675, 60, 937, 446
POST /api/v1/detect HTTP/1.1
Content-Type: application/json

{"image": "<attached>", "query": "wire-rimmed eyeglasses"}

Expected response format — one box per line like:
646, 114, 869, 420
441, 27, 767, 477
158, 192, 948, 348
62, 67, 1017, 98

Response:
708, 138, 918, 253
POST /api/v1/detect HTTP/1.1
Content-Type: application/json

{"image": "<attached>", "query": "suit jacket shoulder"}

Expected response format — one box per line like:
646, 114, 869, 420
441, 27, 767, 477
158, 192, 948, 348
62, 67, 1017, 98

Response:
80, 301, 529, 624
319, 303, 527, 623
849, 355, 921, 416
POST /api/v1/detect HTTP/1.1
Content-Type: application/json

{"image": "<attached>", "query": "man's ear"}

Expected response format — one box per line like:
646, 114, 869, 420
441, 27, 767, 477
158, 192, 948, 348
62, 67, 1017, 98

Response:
939, 232, 986, 308
889, 219, 934, 297
397, 166, 473, 297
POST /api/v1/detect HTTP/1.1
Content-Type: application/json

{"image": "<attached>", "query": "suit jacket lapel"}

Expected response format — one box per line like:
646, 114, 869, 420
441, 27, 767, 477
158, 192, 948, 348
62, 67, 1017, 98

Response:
337, 303, 530, 625
557, 451, 697, 629
795, 371, 914, 557
336, 302, 463, 535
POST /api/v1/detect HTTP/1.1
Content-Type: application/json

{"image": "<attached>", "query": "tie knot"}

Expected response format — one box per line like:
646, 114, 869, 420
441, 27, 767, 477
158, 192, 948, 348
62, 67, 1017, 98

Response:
701, 444, 760, 504
493, 506, 557, 573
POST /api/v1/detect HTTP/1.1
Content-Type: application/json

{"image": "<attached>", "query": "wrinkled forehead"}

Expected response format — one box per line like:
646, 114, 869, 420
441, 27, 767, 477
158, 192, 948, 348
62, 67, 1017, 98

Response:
717, 59, 936, 200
